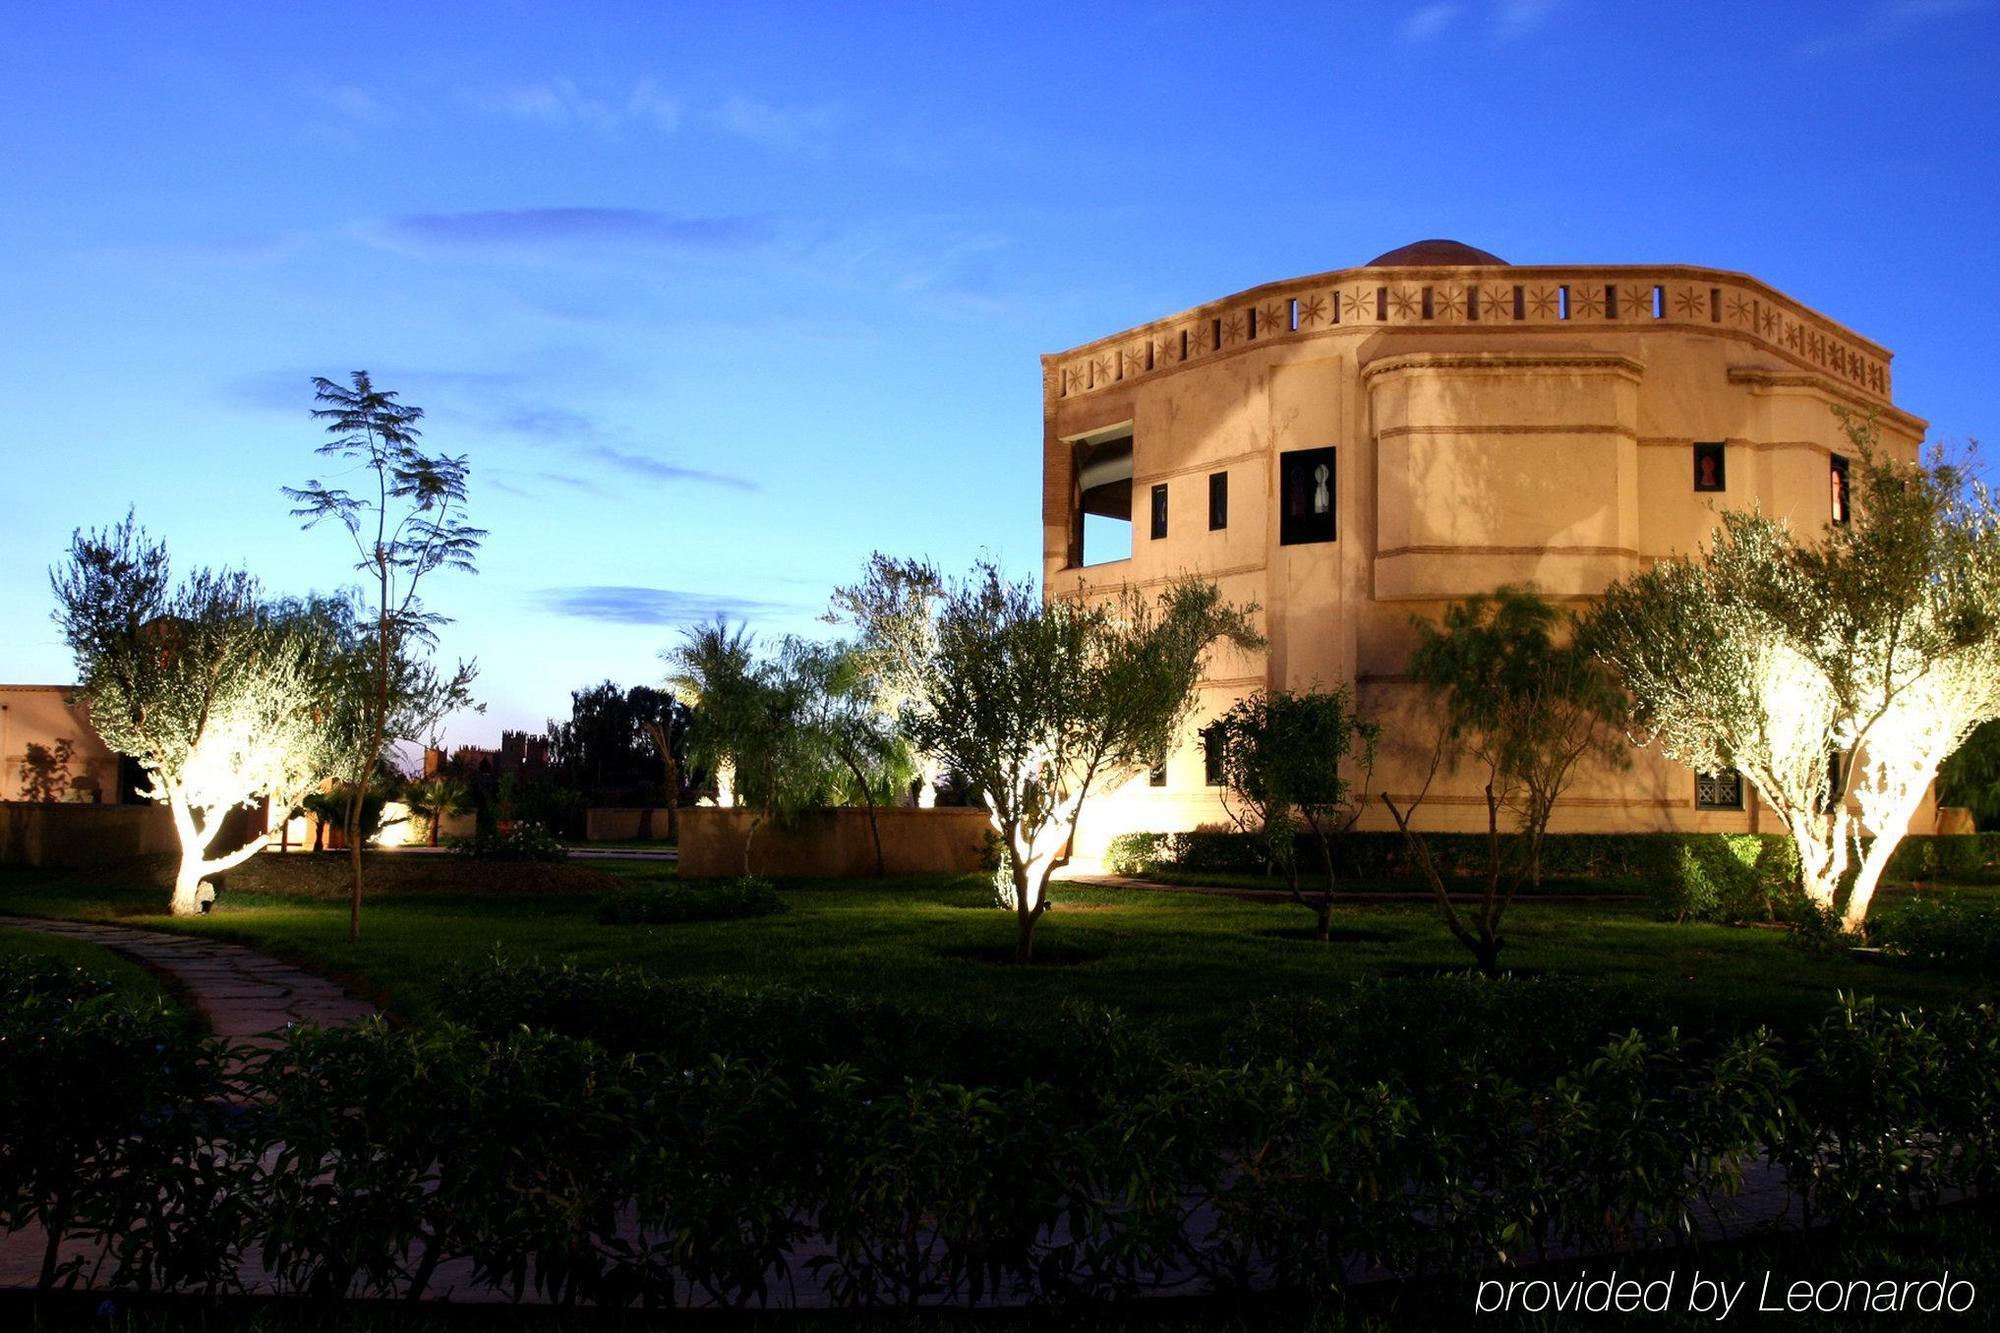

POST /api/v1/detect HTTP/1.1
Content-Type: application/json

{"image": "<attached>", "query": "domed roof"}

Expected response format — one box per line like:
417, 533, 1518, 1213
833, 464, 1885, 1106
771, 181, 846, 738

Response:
1364, 239, 1508, 267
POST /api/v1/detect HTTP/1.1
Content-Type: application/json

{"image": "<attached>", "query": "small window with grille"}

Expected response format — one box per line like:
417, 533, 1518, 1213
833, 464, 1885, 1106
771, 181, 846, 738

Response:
1695, 769, 1744, 810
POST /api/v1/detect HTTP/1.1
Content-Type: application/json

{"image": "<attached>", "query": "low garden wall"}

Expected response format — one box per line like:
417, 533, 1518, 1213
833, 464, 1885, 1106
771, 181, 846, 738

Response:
583, 806, 676, 842
679, 806, 993, 879
0, 801, 180, 867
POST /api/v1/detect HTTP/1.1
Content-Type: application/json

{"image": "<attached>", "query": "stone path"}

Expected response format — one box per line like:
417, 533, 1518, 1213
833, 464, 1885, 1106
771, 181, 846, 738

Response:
0, 916, 375, 1042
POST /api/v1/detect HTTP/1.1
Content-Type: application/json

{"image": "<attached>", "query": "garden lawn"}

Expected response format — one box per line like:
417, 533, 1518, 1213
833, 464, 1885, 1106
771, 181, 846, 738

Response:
0, 923, 183, 1011
2, 861, 1993, 1045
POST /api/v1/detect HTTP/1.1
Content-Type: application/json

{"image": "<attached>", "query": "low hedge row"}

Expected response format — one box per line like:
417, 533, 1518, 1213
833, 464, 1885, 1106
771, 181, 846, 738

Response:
1107, 830, 2000, 922
6, 957, 2000, 1306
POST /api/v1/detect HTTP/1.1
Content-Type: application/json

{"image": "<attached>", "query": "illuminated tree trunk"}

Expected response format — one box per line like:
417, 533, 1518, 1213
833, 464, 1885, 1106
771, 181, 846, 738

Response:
715, 757, 736, 809
165, 789, 269, 916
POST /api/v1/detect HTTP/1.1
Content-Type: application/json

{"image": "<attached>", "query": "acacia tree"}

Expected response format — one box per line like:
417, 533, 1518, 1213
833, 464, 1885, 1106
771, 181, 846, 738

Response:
1212, 686, 1377, 943
1383, 585, 1627, 974
903, 564, 1260, 963
51, 517, 342, 915
1590, 420, 2000, 933
285, 371, 482, 943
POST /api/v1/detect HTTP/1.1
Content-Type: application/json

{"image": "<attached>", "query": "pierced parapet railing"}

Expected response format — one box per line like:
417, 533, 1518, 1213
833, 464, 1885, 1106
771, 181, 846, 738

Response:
1048, 266, 1893, 407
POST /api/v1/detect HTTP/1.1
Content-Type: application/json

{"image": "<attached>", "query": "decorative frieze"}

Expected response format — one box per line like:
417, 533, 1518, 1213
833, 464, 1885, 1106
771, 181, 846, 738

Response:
1050, 266, 1894, 405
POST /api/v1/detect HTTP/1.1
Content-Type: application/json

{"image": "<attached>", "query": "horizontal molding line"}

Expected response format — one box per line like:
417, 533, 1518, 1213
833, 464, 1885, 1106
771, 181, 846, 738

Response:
1377, 423, 1634, 440
1053, 563, 1270, 594
1379, 793, 1692, 810
1131, 446, 1284, 487
1376, 544, 1641, 560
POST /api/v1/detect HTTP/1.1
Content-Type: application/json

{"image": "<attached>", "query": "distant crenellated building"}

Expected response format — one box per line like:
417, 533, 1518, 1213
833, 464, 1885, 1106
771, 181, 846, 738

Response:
1039, 239, 1929, 859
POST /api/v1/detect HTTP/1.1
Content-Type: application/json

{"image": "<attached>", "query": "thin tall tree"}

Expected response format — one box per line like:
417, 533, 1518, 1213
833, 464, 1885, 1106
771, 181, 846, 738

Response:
285, 371, 483, 942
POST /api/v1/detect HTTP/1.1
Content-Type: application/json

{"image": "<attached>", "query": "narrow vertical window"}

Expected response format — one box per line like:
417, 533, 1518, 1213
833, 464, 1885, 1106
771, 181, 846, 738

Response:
1208, 471, 1228, 530
1149, 755, 1167, 788
1693, 442, 1726, 493
1279, 446, 1338, 545
1830, 454, 1851, 526
1202, 726, 1224, 787
1150, 483, 1169, 540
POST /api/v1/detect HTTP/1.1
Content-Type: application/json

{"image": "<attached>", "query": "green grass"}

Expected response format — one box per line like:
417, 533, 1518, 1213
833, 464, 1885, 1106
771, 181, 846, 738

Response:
0, 923, 183, 1010
2, 864, 1994, 1042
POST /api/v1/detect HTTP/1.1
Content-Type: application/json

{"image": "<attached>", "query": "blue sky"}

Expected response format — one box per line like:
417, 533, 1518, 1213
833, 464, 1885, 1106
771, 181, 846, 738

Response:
3, 0, 1996, 745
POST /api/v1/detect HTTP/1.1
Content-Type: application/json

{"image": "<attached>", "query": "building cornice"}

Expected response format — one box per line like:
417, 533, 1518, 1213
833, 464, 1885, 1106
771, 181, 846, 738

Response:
1361, 350, 1646, 382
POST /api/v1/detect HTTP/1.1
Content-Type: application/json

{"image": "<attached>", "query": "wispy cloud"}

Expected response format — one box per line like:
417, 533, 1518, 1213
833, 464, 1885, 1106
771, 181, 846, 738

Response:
466, 77, 681, 132
372, 207, 774, 254
583, 446, 759, 492
1494, 0, 1561, 39
1401, 2, 1460, 41
535, 585, 804, 626
1795, 0, 1992, 57
709, 94, 840, 149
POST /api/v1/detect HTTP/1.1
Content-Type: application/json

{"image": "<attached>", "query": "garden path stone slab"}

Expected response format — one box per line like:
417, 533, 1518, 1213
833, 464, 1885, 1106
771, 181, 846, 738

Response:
0, 916, 376, 1042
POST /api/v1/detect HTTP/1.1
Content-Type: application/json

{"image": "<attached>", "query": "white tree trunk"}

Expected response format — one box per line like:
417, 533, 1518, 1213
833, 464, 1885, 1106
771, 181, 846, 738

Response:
164, 788, 273, 916
715, 757, 736, 809
916, 761, 939, 809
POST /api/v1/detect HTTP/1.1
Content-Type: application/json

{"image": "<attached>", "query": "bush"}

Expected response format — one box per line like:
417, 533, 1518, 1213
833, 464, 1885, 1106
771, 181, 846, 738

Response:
1882, 834, 1991, 883
596, 875, 788, 925
11, 956, 2000, 1303
1641, 834, 1804, 924
1870, 896, 2000, 971
447, 823, 568, 862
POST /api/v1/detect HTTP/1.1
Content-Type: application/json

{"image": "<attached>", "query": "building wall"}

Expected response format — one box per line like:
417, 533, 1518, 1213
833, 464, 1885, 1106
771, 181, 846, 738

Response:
1041, 260, 1929, 861
0, 685, 123, 804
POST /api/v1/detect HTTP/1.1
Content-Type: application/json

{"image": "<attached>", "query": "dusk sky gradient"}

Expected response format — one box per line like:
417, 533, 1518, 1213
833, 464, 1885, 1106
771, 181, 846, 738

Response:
4, 1, 1997, 746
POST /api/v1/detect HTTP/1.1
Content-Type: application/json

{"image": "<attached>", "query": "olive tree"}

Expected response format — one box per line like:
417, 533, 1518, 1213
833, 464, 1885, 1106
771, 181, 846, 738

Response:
903, 564, 1260, 963
51, 517, 342, 915
1212, 686, 1377, 943
1383, 585, 1627, 974
1590, 419, 2000, 933
783, 637, 913, 875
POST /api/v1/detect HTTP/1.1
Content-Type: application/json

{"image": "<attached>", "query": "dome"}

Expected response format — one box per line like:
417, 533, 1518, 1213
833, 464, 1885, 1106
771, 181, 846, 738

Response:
1364, 239, 1508, 267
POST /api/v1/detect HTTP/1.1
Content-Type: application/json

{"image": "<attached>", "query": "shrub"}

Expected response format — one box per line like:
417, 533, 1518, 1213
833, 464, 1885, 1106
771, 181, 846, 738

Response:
1882, 834, 1990, 883
596, 875, 788, 925
1103, 832, 1173, 876
447, 823, 567, 862
1870, 896, 2000, 971
1633, 835, 1804, 924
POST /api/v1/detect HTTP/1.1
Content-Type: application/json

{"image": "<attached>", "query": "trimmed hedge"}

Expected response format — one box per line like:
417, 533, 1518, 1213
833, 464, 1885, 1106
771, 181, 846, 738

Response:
9, 957, 2000, 1305
1871, 896, 2000, 972
1108, 829, 2000, 907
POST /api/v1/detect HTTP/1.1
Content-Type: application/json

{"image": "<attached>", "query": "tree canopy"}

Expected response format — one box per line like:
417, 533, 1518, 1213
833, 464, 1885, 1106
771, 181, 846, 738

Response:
1590, 418, 2000, 931
902, 563, 1260, 962
51, 515, 344, 915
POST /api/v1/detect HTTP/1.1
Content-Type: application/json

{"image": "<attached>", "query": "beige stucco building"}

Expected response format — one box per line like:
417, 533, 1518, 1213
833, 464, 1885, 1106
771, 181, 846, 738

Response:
1040, 239, 1929, 859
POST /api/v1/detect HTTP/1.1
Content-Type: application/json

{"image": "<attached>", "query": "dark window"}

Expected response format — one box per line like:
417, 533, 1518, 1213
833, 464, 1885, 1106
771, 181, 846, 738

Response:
1822, 751, 1846, 812
1202, 726, 1224, 787
1150, 483, 1168, 540
1208, 471, 1228, 530
1279, 446, 1338, 546
1695, 769, 1744, 810
1693, 442, 1726, 492
1148, 755, 1167, 788
1830, 454, 1851, 526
